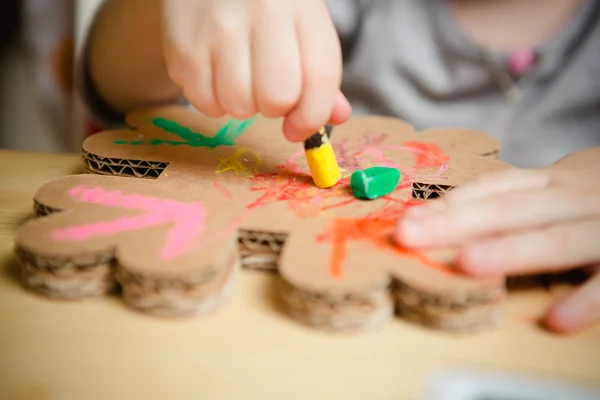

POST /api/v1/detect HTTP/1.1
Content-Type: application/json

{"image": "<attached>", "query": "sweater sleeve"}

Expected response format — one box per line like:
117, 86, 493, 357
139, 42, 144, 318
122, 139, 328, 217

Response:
74, 0, 127, 131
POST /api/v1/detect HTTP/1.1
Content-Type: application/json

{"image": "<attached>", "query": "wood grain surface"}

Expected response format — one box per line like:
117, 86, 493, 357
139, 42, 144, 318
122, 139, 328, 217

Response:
0, 149, 599, 400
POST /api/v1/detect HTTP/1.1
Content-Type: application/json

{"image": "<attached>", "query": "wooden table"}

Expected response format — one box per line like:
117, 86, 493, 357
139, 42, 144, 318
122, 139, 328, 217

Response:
0, 149, 599, 399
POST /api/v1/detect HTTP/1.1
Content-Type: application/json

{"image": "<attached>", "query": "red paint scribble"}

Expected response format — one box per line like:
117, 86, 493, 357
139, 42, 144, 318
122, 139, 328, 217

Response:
244, 138, 450, 217
220, 132, 451, 223
214, 180, 232, 199
247, 160, 363, 218
403, 141, 450, 169
316, 203, 456, 279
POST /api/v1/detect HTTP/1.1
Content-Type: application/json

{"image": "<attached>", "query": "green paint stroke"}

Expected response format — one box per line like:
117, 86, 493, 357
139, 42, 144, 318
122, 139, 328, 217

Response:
113, 115, 256, 149
114, 140, 143, 145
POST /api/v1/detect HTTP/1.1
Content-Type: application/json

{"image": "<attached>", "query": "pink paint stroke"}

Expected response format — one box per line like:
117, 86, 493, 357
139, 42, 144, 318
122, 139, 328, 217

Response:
51, 185, 207, 261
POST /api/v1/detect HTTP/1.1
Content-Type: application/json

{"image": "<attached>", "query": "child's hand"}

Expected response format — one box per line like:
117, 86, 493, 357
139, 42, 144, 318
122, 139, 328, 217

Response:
395, 147, 600, 334
160, 0, 351, 141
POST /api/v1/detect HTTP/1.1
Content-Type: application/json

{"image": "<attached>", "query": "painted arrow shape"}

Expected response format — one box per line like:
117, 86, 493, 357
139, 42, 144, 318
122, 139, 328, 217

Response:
51, 185, 207, 261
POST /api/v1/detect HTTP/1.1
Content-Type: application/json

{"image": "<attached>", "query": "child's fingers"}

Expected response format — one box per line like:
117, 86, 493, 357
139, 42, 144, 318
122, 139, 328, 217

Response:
405, 169, 551, 219
213, 20, 256, 119
445, 168, 551, 205
181, 51, 226, 118
327, 91, 352, 125
283, 2, 342, 142
251, 9, 302, 118
396, 187, 600, 248
456, 218, 600, 277
544, 269, 600, 335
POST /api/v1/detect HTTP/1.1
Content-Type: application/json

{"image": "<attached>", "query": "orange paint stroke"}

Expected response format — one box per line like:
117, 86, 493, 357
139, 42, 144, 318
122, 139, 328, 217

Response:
317, 204, 457, 279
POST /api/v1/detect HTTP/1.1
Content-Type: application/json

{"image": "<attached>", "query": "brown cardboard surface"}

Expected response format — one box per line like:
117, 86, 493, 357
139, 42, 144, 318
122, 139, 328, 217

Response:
15, 105, 515, 332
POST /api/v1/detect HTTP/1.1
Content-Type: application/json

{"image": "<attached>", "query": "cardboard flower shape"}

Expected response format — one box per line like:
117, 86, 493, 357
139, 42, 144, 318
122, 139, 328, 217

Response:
14, 105, 512, 333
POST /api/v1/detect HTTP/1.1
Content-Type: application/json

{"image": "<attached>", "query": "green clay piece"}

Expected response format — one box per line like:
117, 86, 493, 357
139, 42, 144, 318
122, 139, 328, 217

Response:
350, 166, 401, 200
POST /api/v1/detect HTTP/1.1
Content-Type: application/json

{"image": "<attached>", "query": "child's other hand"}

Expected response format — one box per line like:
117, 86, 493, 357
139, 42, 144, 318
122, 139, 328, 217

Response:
395, 147, 600, 335
160, 0, 351, 141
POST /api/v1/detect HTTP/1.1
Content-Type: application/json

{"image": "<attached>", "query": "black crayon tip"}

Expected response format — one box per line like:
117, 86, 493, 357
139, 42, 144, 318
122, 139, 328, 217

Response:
303, 125, 334, 150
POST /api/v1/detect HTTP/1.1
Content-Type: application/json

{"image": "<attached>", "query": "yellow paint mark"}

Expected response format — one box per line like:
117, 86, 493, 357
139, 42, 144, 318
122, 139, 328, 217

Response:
215, 147, 263, 177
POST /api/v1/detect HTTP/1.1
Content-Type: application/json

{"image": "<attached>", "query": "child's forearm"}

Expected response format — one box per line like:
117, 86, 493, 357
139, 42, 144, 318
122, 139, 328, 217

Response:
87, 0, 182, 115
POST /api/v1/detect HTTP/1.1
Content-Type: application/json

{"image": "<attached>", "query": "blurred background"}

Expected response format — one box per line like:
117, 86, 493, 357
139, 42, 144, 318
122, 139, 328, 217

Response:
0, 0, 102, 153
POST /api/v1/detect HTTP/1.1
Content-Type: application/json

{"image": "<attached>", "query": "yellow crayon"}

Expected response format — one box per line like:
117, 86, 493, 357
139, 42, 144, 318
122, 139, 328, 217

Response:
304, 125, 342, 189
